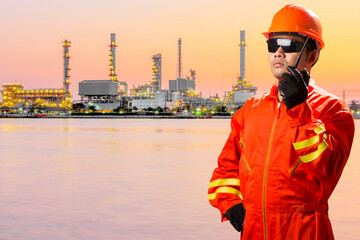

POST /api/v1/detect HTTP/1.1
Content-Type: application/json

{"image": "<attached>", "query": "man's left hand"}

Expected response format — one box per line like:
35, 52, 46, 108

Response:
279, 67, 310, 109
225, 203, 246, 232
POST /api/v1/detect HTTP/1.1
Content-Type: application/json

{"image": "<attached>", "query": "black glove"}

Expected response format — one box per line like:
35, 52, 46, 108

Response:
224, 203, 246, 232
279, 67, 310, 109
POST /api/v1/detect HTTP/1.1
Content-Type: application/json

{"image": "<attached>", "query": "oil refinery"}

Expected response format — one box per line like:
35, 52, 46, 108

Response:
1, 39, 72, 112
1, 31, 257, 117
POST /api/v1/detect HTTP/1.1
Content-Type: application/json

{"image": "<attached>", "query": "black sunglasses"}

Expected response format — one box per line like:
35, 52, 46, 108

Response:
267, 38, 309, 53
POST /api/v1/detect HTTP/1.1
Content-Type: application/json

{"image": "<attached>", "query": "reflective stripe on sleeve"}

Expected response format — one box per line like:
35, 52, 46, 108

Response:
208, 186, 243, 200
293, 135, 320, 150
300, 140, 328, 163
293, 124, 326, 150
314, 124, 326, 134
209, 178, 240, 188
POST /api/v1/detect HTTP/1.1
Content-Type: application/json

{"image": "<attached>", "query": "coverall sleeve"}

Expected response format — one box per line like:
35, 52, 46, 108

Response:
208, 112, 243, 221
287, 99, 355, 180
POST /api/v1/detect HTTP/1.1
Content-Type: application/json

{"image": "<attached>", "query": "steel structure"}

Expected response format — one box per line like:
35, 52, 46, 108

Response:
152, 53, 162, 90
130, 53, 163, 98
118, 81, 128, 96
190, 69, 196, 81
223, 74, 256, 103
108, 33, 128, 96
1, 83, 66, 108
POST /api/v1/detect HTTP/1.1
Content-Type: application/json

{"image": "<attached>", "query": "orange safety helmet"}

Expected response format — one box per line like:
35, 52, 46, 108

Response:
263, 4, 324, 49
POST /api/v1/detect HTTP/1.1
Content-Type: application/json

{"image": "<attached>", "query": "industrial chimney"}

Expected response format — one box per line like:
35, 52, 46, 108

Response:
239, 30, 246, 79
177, 38, 182, 78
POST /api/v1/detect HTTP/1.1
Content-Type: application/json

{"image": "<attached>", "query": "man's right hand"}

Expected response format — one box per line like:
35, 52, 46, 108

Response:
224, 203, 246, 232
279, 67, 310, 109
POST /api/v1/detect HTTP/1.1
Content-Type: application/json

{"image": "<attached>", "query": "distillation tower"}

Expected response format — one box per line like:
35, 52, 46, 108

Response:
130, 53, 162, 98
152, 53, 162, 90
108, 33, 127, 96
63, 39, 71, 100
109, 33, 117, 82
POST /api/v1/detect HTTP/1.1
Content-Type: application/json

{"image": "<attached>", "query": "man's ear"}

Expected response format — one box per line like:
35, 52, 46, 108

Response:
308, 49, 320, 66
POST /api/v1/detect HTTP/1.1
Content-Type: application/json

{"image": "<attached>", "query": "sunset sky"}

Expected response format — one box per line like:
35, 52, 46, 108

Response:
1, 0, 359, 100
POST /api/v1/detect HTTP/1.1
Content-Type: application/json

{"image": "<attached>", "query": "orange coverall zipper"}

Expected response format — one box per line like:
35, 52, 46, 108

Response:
263, 101, 280, 240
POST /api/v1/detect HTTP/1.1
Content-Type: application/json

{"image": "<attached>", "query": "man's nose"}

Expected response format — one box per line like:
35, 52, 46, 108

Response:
274, 47, 285, 58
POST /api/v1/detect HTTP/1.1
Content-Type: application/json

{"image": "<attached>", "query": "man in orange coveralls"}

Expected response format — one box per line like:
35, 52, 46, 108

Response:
208, 4, 354, 240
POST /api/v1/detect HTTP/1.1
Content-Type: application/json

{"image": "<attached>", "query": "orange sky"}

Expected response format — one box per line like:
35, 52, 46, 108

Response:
1, 0, 359, 100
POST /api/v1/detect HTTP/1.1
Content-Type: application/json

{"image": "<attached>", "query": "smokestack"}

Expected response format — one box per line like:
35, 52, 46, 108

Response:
177, 38, 182, 78
239, 30, 246, 79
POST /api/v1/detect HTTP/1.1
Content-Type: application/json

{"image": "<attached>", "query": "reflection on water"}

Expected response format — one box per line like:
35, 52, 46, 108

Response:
0, 119, 359, 239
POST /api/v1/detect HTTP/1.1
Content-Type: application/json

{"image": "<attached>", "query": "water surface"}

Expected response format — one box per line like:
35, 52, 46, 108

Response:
0, 119, 359, 239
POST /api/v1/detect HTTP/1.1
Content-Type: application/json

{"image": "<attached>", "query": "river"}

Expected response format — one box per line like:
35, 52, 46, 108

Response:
0, 119, 359, 239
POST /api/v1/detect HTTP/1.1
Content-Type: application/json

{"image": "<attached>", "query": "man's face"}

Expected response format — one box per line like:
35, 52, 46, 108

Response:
268, 35, 309, 80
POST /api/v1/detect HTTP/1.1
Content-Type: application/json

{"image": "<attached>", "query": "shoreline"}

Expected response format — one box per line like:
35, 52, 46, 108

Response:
0, 114, 232, 119
2, 112, 360, 120
48, 115, 232, 119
